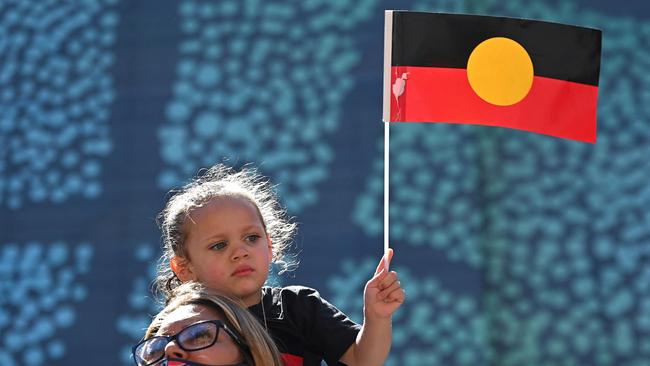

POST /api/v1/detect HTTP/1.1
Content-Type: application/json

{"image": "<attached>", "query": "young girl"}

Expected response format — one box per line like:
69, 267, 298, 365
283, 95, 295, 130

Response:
134, 281, 283, 366
155, 164, 405, 366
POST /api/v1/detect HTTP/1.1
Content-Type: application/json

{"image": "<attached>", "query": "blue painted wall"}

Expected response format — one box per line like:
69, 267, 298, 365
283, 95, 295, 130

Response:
1, 0, 649, 365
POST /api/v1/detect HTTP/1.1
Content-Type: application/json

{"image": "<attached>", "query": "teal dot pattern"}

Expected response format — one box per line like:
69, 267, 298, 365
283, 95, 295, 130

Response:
0, 242, 92, 366
352, 123, 488, 268
478, 2, 650, 364
116, 244, 162, 365
413, 0, 472, 12
352, 0, 650, 364
158, 0, 376, 212
327, 259, 487, 366
0, 0, 118, 209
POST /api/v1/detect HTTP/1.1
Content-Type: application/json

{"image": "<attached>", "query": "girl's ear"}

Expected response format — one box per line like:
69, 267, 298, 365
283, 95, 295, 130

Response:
170, 256, 195, 282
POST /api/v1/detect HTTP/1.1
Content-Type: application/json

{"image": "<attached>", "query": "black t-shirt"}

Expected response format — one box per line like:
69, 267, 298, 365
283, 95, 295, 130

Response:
248, 286, 361, 366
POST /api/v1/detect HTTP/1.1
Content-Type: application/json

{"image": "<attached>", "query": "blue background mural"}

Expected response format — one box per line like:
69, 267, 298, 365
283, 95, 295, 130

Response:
1, 0, 650, 365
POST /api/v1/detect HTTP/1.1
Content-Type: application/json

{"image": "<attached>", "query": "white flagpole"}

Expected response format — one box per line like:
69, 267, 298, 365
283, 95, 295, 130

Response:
382, 10, 393, 268
384, 119, 390, 267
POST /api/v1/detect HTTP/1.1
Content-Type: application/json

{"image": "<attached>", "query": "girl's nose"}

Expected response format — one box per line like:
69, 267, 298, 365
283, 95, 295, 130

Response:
230, 244, 250, 261
164, 340, 189, 360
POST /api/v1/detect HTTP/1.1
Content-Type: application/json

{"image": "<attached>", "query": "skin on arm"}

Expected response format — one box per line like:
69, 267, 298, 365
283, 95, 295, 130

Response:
339, 248, 405, 366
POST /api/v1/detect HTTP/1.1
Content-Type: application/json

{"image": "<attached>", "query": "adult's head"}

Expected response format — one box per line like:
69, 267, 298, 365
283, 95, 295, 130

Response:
133, 282, 283, 366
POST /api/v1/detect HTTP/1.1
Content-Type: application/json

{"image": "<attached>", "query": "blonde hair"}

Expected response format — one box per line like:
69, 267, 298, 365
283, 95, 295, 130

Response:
144, 282, 283, 366
155, 163, 297, 300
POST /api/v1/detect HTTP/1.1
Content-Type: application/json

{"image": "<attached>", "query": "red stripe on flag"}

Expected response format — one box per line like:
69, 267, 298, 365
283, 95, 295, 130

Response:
390, 66, 598, 143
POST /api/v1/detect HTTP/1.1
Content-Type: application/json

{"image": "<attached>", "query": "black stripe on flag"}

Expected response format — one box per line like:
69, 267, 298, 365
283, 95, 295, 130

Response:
391, 12, 602, 86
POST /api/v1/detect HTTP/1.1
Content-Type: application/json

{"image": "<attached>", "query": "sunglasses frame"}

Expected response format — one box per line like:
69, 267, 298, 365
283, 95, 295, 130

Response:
132, 319, 250, 366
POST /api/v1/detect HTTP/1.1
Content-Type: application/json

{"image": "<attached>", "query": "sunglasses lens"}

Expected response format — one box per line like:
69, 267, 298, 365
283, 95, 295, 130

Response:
135, 337, 167, 366
178, 322, 218, 350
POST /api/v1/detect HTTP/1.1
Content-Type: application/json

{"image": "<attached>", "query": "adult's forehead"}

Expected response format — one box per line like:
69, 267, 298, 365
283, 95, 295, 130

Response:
156, 304, 221, 336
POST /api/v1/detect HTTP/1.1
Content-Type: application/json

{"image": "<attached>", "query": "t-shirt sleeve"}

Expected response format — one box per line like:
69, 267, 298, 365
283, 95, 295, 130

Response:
281, 286, 361, 365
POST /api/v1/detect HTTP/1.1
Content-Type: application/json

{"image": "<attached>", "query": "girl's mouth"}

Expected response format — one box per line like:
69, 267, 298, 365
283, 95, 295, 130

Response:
232, 265, 254, 276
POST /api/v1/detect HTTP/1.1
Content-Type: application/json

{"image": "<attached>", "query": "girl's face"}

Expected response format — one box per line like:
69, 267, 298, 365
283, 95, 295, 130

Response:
157, 304, 243, 365
173, 196, 272, 306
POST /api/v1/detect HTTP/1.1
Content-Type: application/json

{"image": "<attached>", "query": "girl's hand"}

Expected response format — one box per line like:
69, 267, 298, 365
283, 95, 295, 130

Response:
363, 248, 405, 319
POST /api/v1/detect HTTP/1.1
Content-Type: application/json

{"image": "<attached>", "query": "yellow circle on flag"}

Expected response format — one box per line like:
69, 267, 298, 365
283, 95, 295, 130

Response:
467, 37, 534, 106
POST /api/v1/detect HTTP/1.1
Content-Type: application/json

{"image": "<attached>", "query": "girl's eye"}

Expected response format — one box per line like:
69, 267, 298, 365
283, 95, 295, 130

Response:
210, 241, 227, 251
245, 234, 260, 243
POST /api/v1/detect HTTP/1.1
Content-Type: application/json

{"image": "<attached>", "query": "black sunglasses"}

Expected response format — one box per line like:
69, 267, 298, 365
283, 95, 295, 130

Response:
132, 320, 251, 366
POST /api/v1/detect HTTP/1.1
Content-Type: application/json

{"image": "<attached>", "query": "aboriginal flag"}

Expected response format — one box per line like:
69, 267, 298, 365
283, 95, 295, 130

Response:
382, 11, 602, 143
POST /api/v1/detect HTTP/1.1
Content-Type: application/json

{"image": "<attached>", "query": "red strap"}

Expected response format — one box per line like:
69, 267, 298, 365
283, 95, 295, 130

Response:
280, 353, 303, 366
